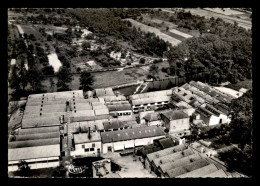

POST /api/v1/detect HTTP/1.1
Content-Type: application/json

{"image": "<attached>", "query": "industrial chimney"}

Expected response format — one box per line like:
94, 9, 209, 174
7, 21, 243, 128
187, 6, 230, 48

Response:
88, 127, 91, 139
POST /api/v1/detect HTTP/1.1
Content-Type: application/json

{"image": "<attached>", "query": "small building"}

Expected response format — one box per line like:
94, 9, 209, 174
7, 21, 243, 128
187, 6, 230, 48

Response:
196, 104, 230, 126
139, 110, 155, 125
160, 110, 190, 138
143, 112, 162, 127
107, 104, 133, 117
101, 126, 165, 154
71, 131, 102, 157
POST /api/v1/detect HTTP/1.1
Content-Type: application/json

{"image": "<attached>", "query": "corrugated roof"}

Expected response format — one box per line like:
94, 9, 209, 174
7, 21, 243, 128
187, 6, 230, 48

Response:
147, 144, 186, 162
8, 144, 60, 161
161, 110, 189, 120
201, 169, 227, 178
8, 138, 60, 149
18, 126, 60, 135
101, 126, 165, 143
130, 89, 172, 100
64, 120, 104, 133
15, 132, 60, 141
74, 132, 101, 144
158, 138, 175, 149
176, 163, 218, 178
159, 154, 202, 173
107, 104, 132, 112
22, 117, 61, 128
166, 159, 210, 178
153, 148, 194, 167
102, 95, 126, 102
132, 96, 171, 106
94, 109, 109, 116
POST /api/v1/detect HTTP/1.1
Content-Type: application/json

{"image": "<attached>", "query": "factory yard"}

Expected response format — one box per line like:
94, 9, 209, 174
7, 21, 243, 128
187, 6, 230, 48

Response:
102, 152, 156, 178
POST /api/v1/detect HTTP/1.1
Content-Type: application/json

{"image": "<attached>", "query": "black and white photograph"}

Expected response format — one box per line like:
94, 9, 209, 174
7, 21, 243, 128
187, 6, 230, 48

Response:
7, 7, 253, 179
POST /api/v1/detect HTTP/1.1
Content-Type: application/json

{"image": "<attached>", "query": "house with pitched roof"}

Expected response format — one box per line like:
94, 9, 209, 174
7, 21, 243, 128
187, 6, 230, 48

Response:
160, 110, 190, 138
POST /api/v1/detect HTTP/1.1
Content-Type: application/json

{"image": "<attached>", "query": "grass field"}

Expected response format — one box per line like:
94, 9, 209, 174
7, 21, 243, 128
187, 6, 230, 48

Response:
125, 18, 182, 46
42, 61, 171, 92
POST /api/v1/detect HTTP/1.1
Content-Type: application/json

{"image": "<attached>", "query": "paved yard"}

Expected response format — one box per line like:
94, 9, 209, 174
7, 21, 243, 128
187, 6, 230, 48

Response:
102, 152, 156, 178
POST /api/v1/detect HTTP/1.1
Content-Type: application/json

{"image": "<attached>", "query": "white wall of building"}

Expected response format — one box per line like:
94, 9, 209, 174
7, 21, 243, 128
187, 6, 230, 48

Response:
8, 157, 60, 172
102, 135, 165, 154
71, 141, 102, 157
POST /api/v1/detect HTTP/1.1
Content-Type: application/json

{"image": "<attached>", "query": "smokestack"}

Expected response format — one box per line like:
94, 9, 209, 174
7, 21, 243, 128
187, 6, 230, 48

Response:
88, 127, 91, 139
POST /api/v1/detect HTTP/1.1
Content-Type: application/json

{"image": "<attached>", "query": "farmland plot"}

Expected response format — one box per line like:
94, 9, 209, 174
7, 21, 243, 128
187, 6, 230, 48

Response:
183, 8, 252, 30
203, 8, 245, 16
125, 18, 181, 46
168, 29, 193, 38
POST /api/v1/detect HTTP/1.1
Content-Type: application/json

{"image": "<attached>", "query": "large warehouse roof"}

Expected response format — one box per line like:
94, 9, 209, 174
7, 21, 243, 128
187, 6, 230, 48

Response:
8, 138, 60, 149
8, 144, 60, 161
15, 132, 60, 141
18, 126, 60, 135
101, 126, 165, 143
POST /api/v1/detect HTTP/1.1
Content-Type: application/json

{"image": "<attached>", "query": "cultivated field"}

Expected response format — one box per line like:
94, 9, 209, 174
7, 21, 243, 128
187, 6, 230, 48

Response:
182, 8, 252, 30
203, 8, 245, 16
168, 29, 193, 38
125, 18, 182, 46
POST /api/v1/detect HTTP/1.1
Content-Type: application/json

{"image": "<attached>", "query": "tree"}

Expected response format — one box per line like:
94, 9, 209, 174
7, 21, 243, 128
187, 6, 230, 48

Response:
147, 64, 159, 79
79, 70, 94, 92
9, 65, 21, 91
139, 58, 145, 64
82, 41, 91, 51
49, 77, 55, 92
27, 66, 44, 92
42, 65, 55, 75
17, 160, 31, 177
56, 66, 72, 91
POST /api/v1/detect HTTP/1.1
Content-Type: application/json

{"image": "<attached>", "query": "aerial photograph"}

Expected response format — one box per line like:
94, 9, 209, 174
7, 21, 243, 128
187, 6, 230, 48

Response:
7, 8, 252, 178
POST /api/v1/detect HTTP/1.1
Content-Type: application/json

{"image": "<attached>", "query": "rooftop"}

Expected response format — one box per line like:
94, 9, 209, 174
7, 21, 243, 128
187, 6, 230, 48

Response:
74, 132, 101, 144
131, 96, 171, 106
146, 144, 186, 162
103, 119, 126, 130
8, 138, 60, 149
18, 126, 60, 135
101, 126, 165, 143
161, 110, 189, 120
8, 144, 60, 161
143, 112, 161, 122
107, 104, 132, 112
158, 138, 175, 149
15, 132, 60, 141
